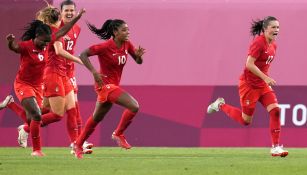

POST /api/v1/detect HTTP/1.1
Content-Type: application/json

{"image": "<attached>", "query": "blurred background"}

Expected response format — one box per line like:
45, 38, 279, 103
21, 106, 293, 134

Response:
1, 0, 307, 147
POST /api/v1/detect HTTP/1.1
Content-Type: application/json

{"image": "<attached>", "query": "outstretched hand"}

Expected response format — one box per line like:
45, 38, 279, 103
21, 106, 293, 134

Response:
6, 34, 15, 42
135, 46, 145, 58
77, 8, 86, 17
264, 76, 276, 86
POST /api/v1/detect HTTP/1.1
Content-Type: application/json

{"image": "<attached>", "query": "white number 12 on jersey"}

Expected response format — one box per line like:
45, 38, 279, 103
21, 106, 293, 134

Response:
67, 41, 74, 51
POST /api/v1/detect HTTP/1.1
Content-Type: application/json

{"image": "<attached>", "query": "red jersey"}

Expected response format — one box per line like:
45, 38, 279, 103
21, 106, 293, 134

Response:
62, 23, 80, 78
240, 35, 277, 88
88, 39, 135, 86
16, 40, 47, 86
44, 26, 67, 76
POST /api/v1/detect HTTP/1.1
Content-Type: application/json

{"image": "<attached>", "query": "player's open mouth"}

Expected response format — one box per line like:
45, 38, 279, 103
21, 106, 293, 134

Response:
273, 33, 278, 36
66, 15, 73, 19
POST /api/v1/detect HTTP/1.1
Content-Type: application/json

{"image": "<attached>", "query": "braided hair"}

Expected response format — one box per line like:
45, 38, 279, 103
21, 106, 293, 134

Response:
250, 16, 278, 36
21, 20, 51, 41
87, 19, 126, 40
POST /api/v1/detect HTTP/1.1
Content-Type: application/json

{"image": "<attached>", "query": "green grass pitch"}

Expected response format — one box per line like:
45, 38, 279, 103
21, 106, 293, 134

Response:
0, 147, 306, 175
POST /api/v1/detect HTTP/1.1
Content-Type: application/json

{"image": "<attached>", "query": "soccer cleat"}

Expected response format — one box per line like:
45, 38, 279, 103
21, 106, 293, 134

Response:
69, 141, 93, 155
112, 132, 132, 149
0, 95, 14, 110
83, 141, 94, 149
31, 150, 45, 157
270, 145, 288, 157
83, 148, 93, 154
70, 143, 75, 155
70, 142, 93, 155
207, 97, 225, 114
73, 144, 83, 159
17, 125, 29, 148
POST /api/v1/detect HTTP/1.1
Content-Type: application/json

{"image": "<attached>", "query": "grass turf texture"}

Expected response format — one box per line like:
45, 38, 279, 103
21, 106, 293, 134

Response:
0, 147, 305, 175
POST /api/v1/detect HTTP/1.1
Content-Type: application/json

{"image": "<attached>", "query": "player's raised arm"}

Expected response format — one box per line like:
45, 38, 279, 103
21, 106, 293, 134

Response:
6, 34, 20, 53
55, 8, 85, 40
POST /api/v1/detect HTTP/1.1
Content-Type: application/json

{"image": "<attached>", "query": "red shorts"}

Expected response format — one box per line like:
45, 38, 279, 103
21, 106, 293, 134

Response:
239, 80, 277, 116
43, 72, 73, 97
68, 76, 78, 94
95, 84, 124, 103
14, 81, 43, 108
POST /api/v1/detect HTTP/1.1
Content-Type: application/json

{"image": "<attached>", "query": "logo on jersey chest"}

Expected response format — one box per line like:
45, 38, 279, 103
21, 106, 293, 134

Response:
55, 86, 59, 93
63, 35, 71, 41
245, 100, 250, 105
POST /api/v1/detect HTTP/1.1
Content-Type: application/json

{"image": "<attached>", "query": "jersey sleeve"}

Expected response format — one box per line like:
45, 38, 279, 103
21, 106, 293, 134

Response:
88, 43, 105, 56
50, 26, 60, 44
127, 40, 136, 56
18, 41, 27, 55
248, 40, 263, 59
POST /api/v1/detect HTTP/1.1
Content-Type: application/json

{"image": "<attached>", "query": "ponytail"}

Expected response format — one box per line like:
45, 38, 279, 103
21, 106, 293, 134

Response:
250, 16, 277, 36
87, 19, 125, 40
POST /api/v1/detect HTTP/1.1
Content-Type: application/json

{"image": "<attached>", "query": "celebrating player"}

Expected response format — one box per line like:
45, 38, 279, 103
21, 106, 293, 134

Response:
0, 4, 84, 155
5, 20, 51, 156
59, 0, 93, 154
73, 19, 145, 159
207, 16, 288, 157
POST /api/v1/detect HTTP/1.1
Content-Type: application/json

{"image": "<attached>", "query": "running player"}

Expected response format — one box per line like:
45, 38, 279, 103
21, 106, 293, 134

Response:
59, 0, 93, 154
5, 20, 51, 156
0, 5, 85, 152
73, 19, 145, 159
207, 16, 288, 157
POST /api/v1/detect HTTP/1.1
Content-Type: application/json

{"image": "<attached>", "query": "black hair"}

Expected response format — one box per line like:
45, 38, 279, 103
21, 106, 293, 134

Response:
60, 0, 76, 10
21, 20, 52, 41
250, 16, 278, 36
87, 19, 126, 40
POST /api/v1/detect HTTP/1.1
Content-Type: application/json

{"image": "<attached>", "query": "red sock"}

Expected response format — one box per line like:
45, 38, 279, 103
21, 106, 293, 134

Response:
114, 110, 136, 135
41, 112, 63, 127
7, 102, 27, 123
30, 120, 42, 151
41, 107, 50, 115
220, 104, 249, 126
75, 102, 83, 136
76, 116, 98, 147
66, 108, 78, 143
270, 107, 281, 145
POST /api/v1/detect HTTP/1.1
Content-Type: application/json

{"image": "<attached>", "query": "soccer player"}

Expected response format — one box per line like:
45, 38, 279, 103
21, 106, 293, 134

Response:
207, 16, 288, 157
5, 20, 52, 156
0, 5, 85, 152
73, 19, 145, 159
59, 0, 93, 154
36, 5, 84, 148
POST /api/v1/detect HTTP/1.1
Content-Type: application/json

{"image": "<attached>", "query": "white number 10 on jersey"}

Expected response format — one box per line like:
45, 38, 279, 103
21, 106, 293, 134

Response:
118, 55, 127, 65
